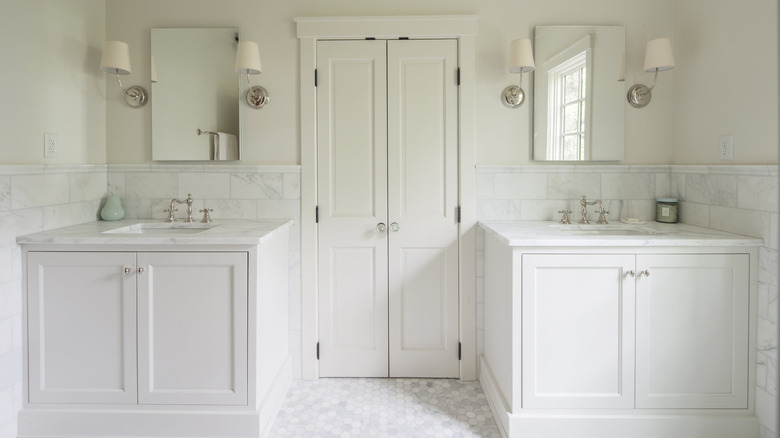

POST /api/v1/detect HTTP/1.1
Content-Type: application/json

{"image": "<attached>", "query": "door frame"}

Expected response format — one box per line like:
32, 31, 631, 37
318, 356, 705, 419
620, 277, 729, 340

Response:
296, 16, 479, 380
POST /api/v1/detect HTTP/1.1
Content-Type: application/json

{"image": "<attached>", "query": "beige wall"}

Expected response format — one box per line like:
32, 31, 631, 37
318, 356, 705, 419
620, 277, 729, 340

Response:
105, 0, 685, 165
673, 0, 778, 165
0, 0, 106, 164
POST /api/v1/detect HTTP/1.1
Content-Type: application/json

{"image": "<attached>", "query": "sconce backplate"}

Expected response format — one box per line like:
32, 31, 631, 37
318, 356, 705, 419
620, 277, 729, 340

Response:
246, 86, 270, 109
124, 85, 148, 108
627, 84, 651, 108
501, 85, 526, 109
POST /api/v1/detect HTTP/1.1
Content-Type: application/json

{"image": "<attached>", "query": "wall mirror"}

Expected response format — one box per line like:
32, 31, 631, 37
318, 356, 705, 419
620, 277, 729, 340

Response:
533, 25, 625, 161
151, 27, 242, 161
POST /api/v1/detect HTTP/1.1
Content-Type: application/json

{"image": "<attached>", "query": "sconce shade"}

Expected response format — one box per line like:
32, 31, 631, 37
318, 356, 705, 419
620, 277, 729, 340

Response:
617, 52, 626, 82
643, 38, 675, 72
100, 41, 132, 75
235, 41, 262, 75
508, 38, 535, 73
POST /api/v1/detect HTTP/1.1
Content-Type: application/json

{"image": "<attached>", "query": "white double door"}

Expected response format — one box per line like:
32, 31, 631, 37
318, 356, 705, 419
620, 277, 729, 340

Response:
317, 39, 460, 377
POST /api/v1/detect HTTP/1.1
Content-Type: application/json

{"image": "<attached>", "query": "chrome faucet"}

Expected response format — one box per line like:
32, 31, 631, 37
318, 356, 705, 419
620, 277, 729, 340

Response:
595, 200, 610, 224
579, 195, 599, 224
164, 194, 194, 222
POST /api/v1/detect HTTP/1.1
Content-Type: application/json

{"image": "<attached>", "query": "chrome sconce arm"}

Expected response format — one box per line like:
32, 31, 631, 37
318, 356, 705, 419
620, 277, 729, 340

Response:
235, 40, 269, 109
627, 38, 675, 109
110, 70, 148, 108
243, 72, 269, 109
100, 41, 148, 109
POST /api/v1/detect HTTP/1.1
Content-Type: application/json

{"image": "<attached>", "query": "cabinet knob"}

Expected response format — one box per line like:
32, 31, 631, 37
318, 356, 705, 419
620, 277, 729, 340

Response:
390, 222, 399, 232
138, 267, 145, 274
376, 222, 387, 232
639, 270, 650, 277
124, 267, 133, 274
626, 270, 635, 277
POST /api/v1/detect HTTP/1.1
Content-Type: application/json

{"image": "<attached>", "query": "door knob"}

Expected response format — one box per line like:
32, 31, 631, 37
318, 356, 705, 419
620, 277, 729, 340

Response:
376, 223, 387, 232
390, 222, 399, 232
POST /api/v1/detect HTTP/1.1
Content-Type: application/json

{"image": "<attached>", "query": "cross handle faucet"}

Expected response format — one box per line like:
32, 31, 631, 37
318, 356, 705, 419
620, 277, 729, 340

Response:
165, 194, 194, 222
579, 195, 599, 224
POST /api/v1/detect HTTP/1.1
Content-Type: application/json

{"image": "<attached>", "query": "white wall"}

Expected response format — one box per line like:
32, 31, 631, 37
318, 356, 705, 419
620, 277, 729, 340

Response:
0, 0, 106, 164
673, 0, 778, 165
104, 0, 680, 165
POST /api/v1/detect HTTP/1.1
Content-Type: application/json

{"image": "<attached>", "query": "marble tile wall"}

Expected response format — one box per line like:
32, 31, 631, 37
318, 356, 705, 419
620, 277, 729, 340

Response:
107, 164, 303, 379
475, 164, 778, 437
0, 165, 107, 438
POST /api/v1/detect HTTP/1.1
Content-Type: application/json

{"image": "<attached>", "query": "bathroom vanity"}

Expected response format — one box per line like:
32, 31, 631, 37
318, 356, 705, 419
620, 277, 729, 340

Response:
479, 221, 762, 438
16, 219, 291, 438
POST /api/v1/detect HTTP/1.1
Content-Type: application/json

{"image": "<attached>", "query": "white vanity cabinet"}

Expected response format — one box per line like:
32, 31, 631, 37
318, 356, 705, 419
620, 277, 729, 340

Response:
480, 221, 761, 438
17, 220, 291, 438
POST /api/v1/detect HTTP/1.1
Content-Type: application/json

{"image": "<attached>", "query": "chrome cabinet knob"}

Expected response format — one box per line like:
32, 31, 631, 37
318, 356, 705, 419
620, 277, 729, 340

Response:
639, 270, 650, 277
124, 267, 133, 274
626, 270, 635, 278
138, 267, 145, 274
390, 222, 399, 232
376, 223, 387, 232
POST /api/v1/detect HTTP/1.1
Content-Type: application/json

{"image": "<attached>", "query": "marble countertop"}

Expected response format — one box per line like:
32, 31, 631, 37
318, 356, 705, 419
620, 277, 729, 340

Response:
17, 219, 292, 246
479, 221, 763, 247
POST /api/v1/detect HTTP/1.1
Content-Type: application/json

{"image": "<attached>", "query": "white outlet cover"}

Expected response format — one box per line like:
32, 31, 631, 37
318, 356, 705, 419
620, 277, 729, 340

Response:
44, 133, 58, 158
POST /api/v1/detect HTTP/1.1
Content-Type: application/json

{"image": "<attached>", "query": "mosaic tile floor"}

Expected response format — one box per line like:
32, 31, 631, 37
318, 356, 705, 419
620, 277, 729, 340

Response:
269, 378, 501, 437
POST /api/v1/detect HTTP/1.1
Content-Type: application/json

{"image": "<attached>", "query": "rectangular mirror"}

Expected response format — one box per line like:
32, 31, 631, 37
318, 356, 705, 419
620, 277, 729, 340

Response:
151, 28, 241, 161
533, 25, 625, 161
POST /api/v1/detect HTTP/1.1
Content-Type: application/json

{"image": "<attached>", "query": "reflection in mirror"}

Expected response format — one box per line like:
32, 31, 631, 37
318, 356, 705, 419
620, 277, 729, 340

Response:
533, 26, 625, 161
152, 28, 241, 161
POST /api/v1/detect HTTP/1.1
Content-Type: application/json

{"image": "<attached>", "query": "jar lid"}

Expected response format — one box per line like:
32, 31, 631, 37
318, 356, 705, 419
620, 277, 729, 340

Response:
656, 197, 678, 203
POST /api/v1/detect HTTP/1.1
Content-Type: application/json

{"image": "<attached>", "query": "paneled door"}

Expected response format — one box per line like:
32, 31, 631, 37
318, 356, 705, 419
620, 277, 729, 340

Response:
317, 39, 460, 378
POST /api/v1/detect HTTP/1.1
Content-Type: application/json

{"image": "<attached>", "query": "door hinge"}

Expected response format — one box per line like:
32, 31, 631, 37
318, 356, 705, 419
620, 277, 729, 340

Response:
457, 68, 461, 86
314, 69, 318, 87
456, 206, 461, 223
316, 342, 320, 360
458, 342, 462, 360
315, 206, 319, 223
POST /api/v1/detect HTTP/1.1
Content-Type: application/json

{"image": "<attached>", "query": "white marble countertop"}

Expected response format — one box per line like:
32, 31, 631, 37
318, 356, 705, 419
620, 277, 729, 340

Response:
17, 219, 292, 246
479, 220, 763, 247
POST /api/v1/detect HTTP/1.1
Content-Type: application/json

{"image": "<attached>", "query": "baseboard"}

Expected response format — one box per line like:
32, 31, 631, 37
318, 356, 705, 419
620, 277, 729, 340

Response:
478, 356, 760, 438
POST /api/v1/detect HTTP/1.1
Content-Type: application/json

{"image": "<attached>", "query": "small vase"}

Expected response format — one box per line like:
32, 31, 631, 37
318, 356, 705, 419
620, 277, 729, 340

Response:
101, 194, 125, 221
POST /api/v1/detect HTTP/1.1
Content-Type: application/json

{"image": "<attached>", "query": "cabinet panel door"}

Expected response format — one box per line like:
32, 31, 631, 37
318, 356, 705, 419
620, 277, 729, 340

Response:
635, 254, 749, 409
27, 252, 137, 404
522, 254, 635, 409
137, 252, 248, 405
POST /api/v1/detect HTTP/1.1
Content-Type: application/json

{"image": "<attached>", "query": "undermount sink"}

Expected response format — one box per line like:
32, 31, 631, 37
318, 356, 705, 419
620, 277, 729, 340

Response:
549, 224, 660, 236
103, 222, 217, 235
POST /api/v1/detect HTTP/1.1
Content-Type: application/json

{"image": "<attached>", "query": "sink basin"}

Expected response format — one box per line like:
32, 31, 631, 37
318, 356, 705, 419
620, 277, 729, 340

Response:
103, 223, 216, 235
549, 224, 660, 236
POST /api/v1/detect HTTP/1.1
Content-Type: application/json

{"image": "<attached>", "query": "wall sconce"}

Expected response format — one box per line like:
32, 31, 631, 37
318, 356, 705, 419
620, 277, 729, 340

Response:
627, 38, 675, 108
235, 41, 269, 109
100, 41, 148, 108
501, 38, 535, 109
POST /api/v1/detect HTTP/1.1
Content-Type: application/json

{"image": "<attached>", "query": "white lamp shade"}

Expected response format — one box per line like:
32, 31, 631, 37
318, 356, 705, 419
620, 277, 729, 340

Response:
509, 38, 535, 73
151, 56, 158, 83
235, 41, 262, 75
617, 52, 626, 82
100, 40, 132, 75
643, 37, 675, 72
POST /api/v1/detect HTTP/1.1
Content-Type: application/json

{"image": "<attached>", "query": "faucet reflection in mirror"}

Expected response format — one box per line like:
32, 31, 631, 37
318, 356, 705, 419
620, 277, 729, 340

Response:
100, 41, 148, 108
627, 38, 675, 108
501, 38, 535, 109
235, 41, 269, 109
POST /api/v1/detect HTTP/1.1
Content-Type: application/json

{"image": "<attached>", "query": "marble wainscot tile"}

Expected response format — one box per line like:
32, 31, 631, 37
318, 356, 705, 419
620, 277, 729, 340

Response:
678, 201, 709, 228
121, 198, 152, 219
671, 173, 686, 199
205, 199, 257, 219
709, 205, 769, 240
0, 209, 43, 244
107, 172, 126, 198
476, 172, 495, 200
11, 174, 69, 210
125, 172, 178, 199
493, 173, 546, 200
231, 173, 282, 200
655, 172, 671, 198
256, 200, 300, 223
476, 199, 522, 221
684, 173, 738, 208
43, 201, 101, 230
546, 172, 601, 200
738, 175, 779, 213
282, 173, 300, 200
69, 172, 107, 203
178, 173, 231, 200
601, 173, 656, 200
520, 200, 571, 221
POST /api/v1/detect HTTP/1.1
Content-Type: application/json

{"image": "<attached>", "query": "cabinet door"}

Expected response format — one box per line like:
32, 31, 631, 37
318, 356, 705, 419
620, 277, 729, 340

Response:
635, 253, 749, 409
522, 254, 635, 409
137, 252, 248, 405
27, 252, 137, 404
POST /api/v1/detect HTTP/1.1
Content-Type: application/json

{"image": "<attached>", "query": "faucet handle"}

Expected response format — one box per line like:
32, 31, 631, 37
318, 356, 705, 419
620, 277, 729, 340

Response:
558, 209, 572, 224
199, 208, 214, 223
163, 208, 178, 223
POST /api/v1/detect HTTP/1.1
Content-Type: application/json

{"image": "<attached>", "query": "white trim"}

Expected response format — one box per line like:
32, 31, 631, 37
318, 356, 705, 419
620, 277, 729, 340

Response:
296, 16, 479, 380
107, 164, 301, 173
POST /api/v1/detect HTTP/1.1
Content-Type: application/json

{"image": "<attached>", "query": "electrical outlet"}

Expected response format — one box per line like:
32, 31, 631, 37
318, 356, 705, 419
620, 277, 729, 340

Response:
44, 133, 59, 158
719, 135, 733, 161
